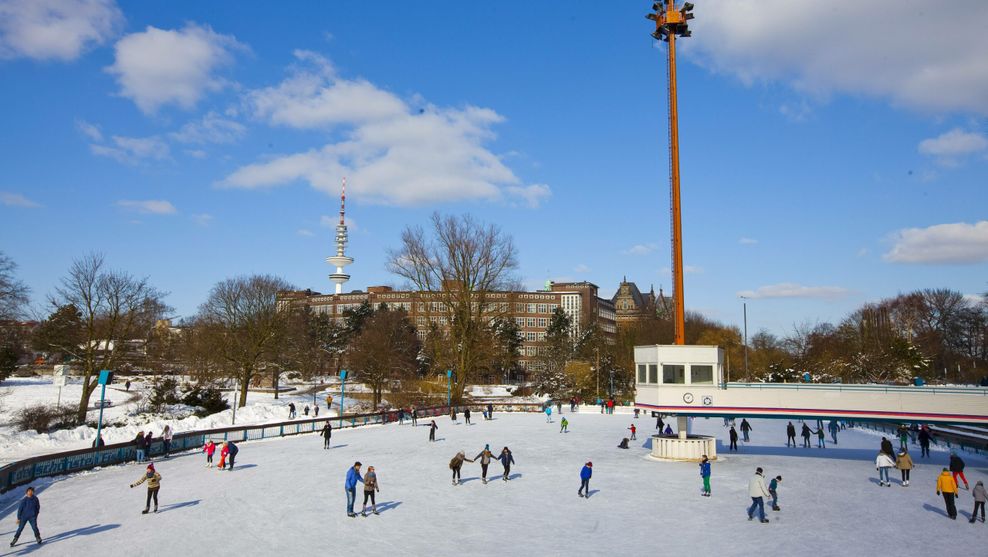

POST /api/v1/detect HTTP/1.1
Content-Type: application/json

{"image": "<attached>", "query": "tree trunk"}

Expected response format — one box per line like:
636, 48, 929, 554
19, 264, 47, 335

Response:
238, 366, 251, 408
76, 371, 97, 423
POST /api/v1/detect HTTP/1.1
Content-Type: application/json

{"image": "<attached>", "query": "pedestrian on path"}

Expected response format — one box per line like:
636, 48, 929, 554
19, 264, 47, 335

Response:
740, 419, 752, 442
450, 451, 474, 485
314, 405, 319, 417
9, 486, 42, 547
699, 455, 711, 497
769, 476, 782, 511
896, 449, 913, 486
203, 440, 216, 467
949, 451, 970, 490
560, 417, 569, 433
304, 405, 310, 417
936, 467, 959, 519
321, 421, 333, 449
747, 467, 771, 523
786, 422, 796, 448
970, 480, 986, 523
361, 466, 380, 516
474, 445, 495, 484
578, 461, 592, 498
876, 451, 895, 487
429, 420, 438, 442
498, 447, 515, 481
345, 462, 363, 517
130, 463, 161, 514
729, 427, 739, 451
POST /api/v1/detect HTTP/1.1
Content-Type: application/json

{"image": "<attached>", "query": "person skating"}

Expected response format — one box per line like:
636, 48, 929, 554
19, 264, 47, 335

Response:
896, 448, 913, 486
130, 463, 161, 514
545, 405, 553, 423
578, 461, 593, 498
740, 419, 752, 442
203, 440, 216, 467
768, 476, 782, 511
361, 466, 380, 516
411, 406, 418, 426
617, 437, 631, 449
747, 467, 771, 523
225, 441, 239, 470
450, 406, 457, 422
162, 425, 173, 456
876, 451, 895, 487
474, 445, 495, 484
486, 403, 494, 420
879, 437, 895, 460
786, 422, 797, 448
813, 427, 826, 449
800, 424, 812, 448
345, 462, 364, 517
314, 405, 319, 417
429, 420, 438, 442
656, 416, 665, 432
560, 417, 569, 433
728, 427, 739, 452
949, 451, 969, 490
970, 480, 986, 523
918, 426, 931, 457
498, 447, 515, 481
629, 424, 637, 440
897, 425, 909, 451
663, 425, 674, 436
288, 402, 296, 419
9, 486, 42, 547
936, 467, 959, 519
450, 451, 474, 485
321, 421, 333, 449
699, 455, 711, 497
828, 420, 839, 445
464, 408, 472, 425
217, 441, 228, 469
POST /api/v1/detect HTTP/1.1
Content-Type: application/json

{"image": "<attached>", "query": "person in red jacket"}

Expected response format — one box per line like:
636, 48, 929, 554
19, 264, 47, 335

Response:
628, 424, 637, 440
203, 440, 216, 467
217, 442, 229, 469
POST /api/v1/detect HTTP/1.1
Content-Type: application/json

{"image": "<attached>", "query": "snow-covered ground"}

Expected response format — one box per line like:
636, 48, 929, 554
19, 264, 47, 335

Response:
0, 377, 362, 465
1, 414, 984, 556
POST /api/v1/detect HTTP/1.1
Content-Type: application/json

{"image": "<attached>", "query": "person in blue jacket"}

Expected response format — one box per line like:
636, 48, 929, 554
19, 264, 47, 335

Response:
10, 486, 42, 547
699, 455, 712, 497
226, 441, 239, 470
545, 406, 553, 423
345, 462, 364, 517
498, 447, 515, 481
578, 462, 593, 498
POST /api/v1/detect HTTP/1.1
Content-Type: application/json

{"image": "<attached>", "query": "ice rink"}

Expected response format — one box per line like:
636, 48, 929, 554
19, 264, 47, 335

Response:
1, 412, 985, 557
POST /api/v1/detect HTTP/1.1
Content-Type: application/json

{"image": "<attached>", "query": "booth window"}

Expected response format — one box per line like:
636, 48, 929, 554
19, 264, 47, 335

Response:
648, 364, 658, 383
691, 365, 714, 384
638, 364, 647, 383
662, 364, 685, 384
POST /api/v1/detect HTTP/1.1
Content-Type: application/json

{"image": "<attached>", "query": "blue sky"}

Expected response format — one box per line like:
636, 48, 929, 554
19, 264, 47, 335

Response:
1, 0, 986, 335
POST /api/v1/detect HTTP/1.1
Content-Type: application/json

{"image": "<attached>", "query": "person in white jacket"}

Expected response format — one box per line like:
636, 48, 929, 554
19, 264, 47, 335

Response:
875, 451, 895, 487
747, 467, 772, 523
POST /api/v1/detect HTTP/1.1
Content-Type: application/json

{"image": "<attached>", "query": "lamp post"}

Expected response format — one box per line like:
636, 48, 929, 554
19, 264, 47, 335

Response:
446, 369, 452, 410
231, 376, 239, 425
339, 369, 347, 427
94, 369, 112, 449
740, 296, 749, 378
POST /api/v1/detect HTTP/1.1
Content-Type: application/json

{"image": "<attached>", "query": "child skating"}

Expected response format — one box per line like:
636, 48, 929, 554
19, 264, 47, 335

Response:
560, 417, 569, 433
699, 455, 711, 497
361, 466, 380, 516
9, 486, 42, 547
474, 444, 495, 484
578, 462, 592, 498
498, 447, 515, 481
203, 440, 216, 467
628, 424, 637, 440
450, 451, 474, 485
130, 463, 162, 514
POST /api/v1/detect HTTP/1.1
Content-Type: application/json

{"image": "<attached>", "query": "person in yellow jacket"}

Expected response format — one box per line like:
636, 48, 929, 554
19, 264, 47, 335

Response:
936, 467, 958, 519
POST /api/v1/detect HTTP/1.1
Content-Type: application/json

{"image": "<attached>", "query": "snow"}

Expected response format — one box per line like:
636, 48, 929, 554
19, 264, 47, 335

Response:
1, 414, 985, 556
0, 378, 361, 465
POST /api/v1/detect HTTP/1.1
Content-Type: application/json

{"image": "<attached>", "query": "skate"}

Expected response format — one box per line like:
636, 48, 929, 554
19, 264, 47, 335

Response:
482, 478, 487, 484
10, 538, 17, 547
142, 509, 150, 515
348, 513, 357, 518
153, 506, 158, 513
971, 517, 977, 524
760, 519, 770, 523
772, 506, 781, 511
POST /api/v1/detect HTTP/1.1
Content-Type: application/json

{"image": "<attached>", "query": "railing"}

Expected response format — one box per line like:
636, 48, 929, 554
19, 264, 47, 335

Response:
854, 421, 988, 456
0, 402, 545, 493
721, 382, 988, 396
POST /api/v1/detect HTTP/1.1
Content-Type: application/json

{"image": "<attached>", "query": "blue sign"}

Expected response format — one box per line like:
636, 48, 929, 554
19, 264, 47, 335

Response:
98, 370, 113, 385
446, 369, 452, 378
339, 369, 347, 380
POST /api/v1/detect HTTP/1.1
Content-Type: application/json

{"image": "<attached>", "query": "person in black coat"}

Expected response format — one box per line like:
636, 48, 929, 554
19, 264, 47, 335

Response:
10, 486, 42, 547
918, 427, 932, 457
429, 420, 438, 442
464, 408, 472, 425
321, 421, 333, 449
728, 427, 739, 451
800, 424, 812, 448
786, 422, 797, 447
226, 441, 239, 470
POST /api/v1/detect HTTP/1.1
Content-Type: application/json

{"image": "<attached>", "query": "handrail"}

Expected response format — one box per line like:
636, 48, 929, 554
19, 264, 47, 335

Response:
722, 382, 988, 396
0, 402, 545, 493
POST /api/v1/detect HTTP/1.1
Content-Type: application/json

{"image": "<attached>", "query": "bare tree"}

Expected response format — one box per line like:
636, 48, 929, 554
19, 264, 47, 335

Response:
41, 253, 169, 421
0, 251, 30, 320
196, 274, 293, 408
387, 213, 518, 401
346, 306, 420, 407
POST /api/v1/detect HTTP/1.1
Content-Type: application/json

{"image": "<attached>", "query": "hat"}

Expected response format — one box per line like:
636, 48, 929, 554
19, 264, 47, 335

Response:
586, 461, 592, 467
147, 463, 155, 471
485, 444, 490, 450
756, 467, 763, 473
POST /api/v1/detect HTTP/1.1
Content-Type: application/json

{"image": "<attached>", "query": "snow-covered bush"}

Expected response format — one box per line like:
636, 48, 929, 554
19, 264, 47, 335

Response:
14, 403, 78, 433
181, 383, 229, 416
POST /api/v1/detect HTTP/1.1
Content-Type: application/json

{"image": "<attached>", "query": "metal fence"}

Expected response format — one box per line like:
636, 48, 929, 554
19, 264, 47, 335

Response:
0, 402, 544, 493
853, 421, 988, 456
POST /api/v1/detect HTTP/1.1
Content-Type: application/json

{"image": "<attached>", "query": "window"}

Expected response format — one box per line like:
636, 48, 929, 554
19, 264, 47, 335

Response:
527, 318, 536, 328
638, 364, 647, 383
649, 364, 658, 384
527, 303, 536, 313
691, 365, 714, 384
662, 364, 685, 384
537, 317, 548, 328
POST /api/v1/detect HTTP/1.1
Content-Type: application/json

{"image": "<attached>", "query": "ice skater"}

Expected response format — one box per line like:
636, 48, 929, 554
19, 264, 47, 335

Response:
699, 455, 711, 497
628, 424, 637, 440
747, 467, 771, 523
498, 447, 515, 481
450, 451, 474, 485
740, 419, 752, 442
224, 441, 239, 470
768, 476, 781, 511
545, 405, 553, 423
949, 451, 969, 490
429, 420, 438, 442
130, 463, 161, 514
828, 420, 839, 445
617, 438, 630, 449
814, 427, 826, 449
936, 467, 959, 519
560, 417, 569, 433
486, 403, 494, 420
876, 450, 895, 487
970, 480, 986, 523
880, 437, 895, 460
896, 448, 913, 486
918, 426, 931, 457
656, 416, 665, 432
728, 426, 739, 452
345, 462, 363, 517
361, 466, 380, 516
203, 440, 216, 467
474, 444, 495, 484
288, 402, 296, 419
464, 408, 472, 425
321, 421, 333, 449
578, 461, 592, 498
9, 486, 42, 547
786, 422, 796, 448
800, 423, 812, 448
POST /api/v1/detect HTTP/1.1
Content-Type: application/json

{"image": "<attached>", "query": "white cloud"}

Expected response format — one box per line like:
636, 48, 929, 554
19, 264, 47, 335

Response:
963, 293, 986, 306
222, 51, 545, 207
623, 243, 657, 256
1, 191, 41, 208
297, 228, 315, 237
106, 23, 246, 114
737, 283, 849, 300
856, 247, 869, 258
170, 112, 246, 144
918, 128, 987, 166
884, 221, 988, 264
186, 149, 207, 159
738, 237, 758, 245
573, 263, 591, 274
689, 0, 988, 114
91, 134, 170, 164
116, 199, 177, 215
0, 0, 122, 61
75, 119, 103, 142
191, 213, 213, 226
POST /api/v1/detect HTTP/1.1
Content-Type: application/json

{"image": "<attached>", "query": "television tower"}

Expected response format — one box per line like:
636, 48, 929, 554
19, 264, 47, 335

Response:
647, 0, 694, 345
327, 177, 353, 295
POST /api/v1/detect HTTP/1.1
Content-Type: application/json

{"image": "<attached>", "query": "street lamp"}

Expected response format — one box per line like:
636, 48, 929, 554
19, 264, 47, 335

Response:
339, 369, 347, 427
94, 370, 113, 448
740, 296, 749, 378
446, 369, 452, 409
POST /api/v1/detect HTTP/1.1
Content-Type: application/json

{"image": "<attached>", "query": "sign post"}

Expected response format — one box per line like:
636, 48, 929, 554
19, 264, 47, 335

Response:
94, 370, 113, 448
446, 369, 452, 410
53, 365, 68, 406
339, 369, 347, 427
